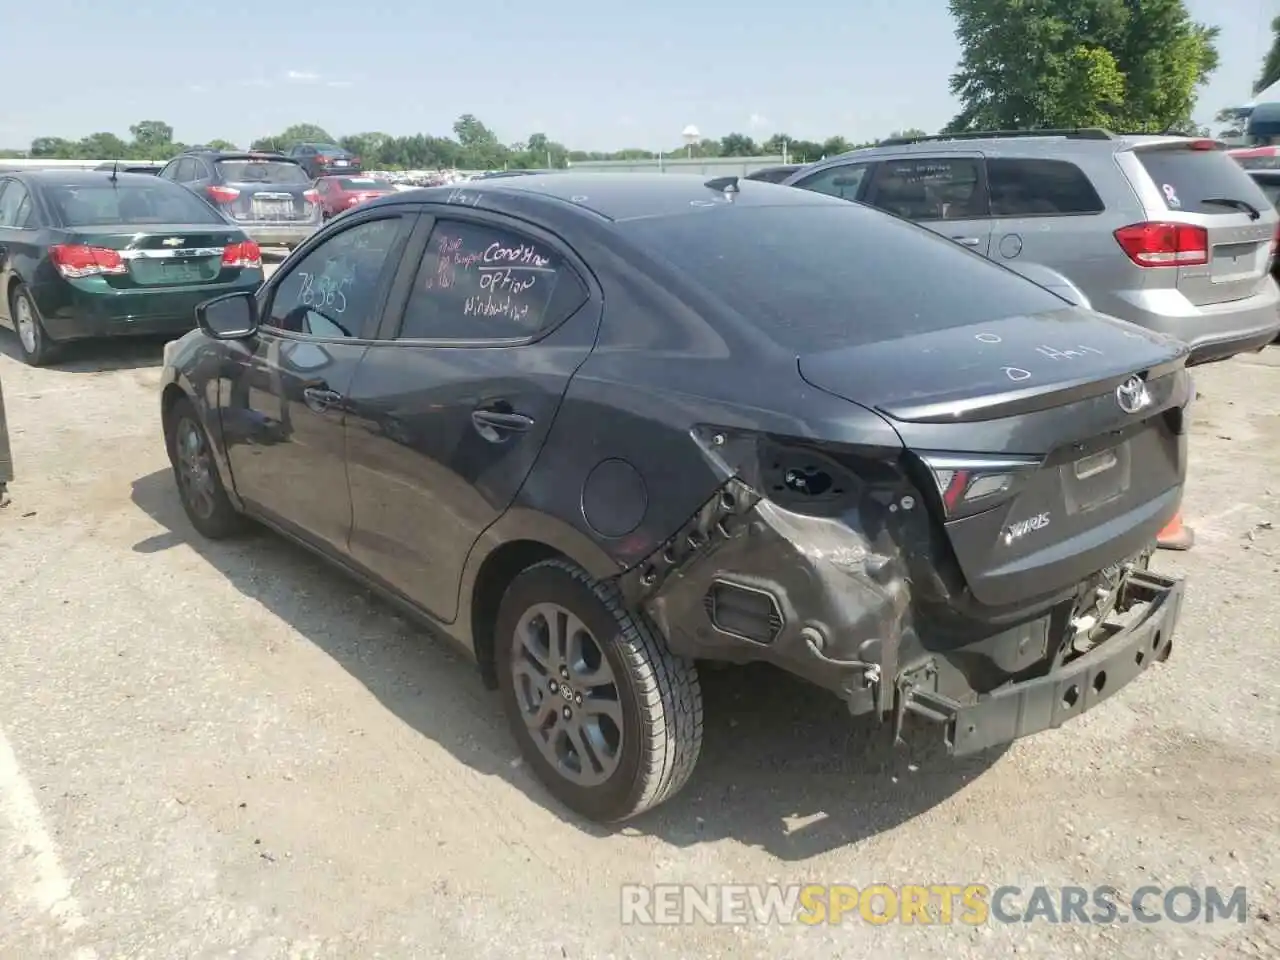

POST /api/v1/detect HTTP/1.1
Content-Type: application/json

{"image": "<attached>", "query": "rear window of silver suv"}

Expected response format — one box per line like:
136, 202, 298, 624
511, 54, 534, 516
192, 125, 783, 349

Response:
1133, 144, 1273, 214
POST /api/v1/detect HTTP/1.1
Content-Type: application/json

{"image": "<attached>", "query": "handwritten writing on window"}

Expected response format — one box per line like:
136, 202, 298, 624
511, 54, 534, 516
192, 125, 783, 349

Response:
402, 223, 565, 340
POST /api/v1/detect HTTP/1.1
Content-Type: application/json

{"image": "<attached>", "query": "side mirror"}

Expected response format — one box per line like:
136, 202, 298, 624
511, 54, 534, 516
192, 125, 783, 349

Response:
196, 291, 259, 340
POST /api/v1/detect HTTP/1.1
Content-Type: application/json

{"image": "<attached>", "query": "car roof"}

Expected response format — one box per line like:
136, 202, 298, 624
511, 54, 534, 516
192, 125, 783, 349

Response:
383, 171, 844, 222
6, 169, 174, 186
813, 131, 1195, 167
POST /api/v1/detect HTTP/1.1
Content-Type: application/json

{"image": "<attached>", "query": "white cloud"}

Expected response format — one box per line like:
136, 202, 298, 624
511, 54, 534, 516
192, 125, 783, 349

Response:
284, 69, 320, 82
325, 80, 354, 89
749, 112, 769, 129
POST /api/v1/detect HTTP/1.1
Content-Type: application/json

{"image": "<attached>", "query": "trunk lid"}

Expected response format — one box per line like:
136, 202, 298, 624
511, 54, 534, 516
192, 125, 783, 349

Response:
1128, 141, 1279, 307
66, 225, 244, 288
798, 308, 1191, 607
212, 157, 316, 223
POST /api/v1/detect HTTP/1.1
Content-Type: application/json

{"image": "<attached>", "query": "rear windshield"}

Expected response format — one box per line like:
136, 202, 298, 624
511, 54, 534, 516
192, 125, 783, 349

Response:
215, 159, 309, 184
618, 204, 1071, 351
1134, 145, 1273, 213
45, 182, 224, 226
336, 177, 389, 189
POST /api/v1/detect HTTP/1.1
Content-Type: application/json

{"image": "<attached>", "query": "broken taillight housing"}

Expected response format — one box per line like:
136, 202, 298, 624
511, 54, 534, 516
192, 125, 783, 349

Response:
915, 453, 1041, 521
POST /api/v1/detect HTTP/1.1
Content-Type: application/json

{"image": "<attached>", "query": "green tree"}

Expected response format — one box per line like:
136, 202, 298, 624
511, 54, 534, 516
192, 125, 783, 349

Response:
718, 133, 759, 156
1257, 16, 1280, 93
946, 0, 1218, 133
127, 120, 174, 158
275, 124, 335, 148
78, 132, 131, 159
30, 137, 77, 158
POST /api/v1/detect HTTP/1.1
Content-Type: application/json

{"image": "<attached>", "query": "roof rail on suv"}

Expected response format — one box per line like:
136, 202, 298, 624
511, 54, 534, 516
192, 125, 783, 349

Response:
877, 128, 1115, 147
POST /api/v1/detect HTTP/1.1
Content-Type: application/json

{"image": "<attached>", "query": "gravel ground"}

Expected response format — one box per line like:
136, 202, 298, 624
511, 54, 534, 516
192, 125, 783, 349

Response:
0, 293, 1277, 958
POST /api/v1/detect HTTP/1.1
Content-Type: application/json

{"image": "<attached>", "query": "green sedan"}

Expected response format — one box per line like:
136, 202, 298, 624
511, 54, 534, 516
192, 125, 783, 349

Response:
0, 169, 264, 366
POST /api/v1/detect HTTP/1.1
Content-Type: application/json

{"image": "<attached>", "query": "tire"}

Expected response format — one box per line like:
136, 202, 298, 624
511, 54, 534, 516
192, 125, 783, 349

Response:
163, 396, 246, 539
495, 558, 703, 822
9, 284, 57, 367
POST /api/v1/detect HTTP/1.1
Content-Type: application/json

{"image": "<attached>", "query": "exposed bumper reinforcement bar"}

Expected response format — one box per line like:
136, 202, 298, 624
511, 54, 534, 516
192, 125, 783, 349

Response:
898, 569, 1183, 756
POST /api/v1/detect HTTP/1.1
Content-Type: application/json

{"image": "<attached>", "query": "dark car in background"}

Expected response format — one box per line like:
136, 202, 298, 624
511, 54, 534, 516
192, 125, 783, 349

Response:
287, 142, 362, 179
159, 173, 1187, 823
0, 170, 263, 366
93, 161, 163, 176
314, 175, 398, 219
158, 148, 322, 249
743, 163, 802, 183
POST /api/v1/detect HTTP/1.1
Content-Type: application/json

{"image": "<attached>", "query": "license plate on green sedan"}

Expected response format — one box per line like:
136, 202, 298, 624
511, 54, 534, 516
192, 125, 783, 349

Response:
159, 261, 205, 283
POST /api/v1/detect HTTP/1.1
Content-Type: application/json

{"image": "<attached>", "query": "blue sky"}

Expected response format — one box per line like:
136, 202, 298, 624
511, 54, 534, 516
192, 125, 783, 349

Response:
2, 0, 1273, 152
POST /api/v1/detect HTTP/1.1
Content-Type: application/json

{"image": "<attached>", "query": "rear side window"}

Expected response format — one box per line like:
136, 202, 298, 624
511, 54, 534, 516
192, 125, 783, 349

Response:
791, 162, 874, 201
619, 204, 1071, 352
1134, 145, 1273, 214
215, 159, 310, 185
865, 157, 987, 221
987, 158, 1104, 216
44, 182, 223, 226
397, 219, 588, 341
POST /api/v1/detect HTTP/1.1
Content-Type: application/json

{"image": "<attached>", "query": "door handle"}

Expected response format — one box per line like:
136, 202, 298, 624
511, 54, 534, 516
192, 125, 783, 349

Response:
471, 408, 534, 443
952, 236, 982, 247
302, 386, 343, 412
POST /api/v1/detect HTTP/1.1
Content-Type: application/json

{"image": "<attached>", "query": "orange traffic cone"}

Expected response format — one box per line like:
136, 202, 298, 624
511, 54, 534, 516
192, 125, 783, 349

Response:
1156, 510, 1194, 551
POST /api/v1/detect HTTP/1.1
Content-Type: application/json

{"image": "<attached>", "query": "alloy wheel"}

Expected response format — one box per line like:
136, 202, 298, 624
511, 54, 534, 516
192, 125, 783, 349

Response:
510, 602, 624, 787
14, 295, 37, 354
175, 417, 217, 520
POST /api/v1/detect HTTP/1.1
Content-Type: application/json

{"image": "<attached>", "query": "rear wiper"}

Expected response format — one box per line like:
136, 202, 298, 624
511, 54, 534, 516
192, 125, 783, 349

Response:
1200, 197, 1261, 220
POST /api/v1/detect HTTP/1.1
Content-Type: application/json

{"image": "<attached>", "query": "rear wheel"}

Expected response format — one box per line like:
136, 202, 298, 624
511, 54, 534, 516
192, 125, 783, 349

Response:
163, 397, 246, 539
495, 559, 703, 822
9, 284, 57, 367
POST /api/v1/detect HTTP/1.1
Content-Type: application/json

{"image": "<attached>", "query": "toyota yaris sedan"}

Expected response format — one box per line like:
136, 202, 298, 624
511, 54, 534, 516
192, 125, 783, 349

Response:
159, 173, 1190, 822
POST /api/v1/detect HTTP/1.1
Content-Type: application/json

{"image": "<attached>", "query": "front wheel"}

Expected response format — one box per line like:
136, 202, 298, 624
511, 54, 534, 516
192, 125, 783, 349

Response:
163, 397, 246, 539
495, 559, 703, 822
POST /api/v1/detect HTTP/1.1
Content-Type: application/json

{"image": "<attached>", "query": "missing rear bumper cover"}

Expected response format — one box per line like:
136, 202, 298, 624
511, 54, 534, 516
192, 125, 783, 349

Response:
896, 569, 1182, 755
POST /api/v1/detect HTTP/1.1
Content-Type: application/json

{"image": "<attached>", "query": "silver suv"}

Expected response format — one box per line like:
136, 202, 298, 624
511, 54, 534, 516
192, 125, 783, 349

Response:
782, 129, 1280, 364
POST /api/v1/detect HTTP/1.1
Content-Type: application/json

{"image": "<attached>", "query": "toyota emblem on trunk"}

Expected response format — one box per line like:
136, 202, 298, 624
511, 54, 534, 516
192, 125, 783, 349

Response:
1115, 376, 1150, 414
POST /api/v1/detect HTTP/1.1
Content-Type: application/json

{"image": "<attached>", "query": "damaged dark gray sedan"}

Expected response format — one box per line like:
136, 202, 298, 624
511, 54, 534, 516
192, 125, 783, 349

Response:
158, 173, 1190, 823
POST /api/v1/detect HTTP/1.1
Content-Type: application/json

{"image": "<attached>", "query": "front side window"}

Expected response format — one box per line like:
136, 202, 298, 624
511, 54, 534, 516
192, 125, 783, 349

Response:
397, 218, 587, 341
987, 158, 1105, 216
865, 157, 986, 221
265, 216, 405, 338
791, 162, 873, 201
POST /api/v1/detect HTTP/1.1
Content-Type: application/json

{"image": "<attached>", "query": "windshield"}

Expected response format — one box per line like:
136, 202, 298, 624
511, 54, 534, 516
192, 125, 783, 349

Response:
46, 181, 224, 226
1254, 179, 1280, 209
216, 159, 310, 184
618, 203, 1071, 352
1135, 145, 1273, 213
336, 177, 390, 190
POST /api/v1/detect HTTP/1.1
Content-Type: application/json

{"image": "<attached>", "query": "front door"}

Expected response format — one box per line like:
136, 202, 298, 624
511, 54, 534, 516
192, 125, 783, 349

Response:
861, 153, 994, 256
344, 210, 601, 622
221, 209, 415, 556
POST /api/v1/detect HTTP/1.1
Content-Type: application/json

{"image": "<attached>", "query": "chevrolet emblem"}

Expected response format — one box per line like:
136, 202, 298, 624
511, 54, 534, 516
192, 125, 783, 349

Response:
161, 237, 184, 246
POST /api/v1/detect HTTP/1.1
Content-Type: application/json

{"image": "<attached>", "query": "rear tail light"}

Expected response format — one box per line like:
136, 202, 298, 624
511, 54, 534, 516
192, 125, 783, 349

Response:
49, 244, 127, 278
302, 189, 320, 204
917, 453, 1041, 521
1114, 222, 1209, 267
222, 240, 262, 269
207, 185, 240, 204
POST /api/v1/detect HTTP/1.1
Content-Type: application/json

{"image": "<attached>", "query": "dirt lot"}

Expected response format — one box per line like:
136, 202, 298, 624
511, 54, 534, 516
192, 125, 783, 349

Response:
1, 293, 1277, 958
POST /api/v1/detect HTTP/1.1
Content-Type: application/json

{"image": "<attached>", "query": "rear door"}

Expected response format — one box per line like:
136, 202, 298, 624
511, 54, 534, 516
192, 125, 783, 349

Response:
861, 153, 994, 255
343, 209, 601, 622
1123, 141, 1278, 307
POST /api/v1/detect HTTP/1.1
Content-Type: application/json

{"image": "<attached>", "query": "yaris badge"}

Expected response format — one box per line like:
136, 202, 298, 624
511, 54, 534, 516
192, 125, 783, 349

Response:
1115, 376, 1150, 415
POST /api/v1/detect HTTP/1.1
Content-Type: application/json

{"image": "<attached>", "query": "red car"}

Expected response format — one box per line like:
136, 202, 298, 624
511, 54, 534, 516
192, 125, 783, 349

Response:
1227, 145, 1280, 170
313, 176, 398, 219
